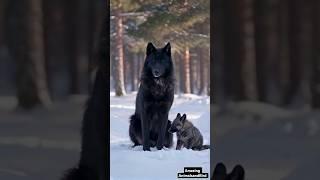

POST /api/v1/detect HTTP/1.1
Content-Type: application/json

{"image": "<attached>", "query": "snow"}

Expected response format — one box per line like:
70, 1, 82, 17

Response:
110, 93, 210, 180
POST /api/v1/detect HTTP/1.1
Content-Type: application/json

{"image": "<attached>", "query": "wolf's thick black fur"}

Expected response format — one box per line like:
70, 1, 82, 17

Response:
62, 17, 107, 180
129, 42, 174, 151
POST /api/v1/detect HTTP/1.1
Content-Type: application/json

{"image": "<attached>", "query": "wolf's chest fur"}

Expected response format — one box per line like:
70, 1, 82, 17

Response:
141, 77, 174, 98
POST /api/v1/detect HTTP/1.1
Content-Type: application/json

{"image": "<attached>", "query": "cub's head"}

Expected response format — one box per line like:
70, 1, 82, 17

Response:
143, 42, 173, 78
168, 113, 186, 133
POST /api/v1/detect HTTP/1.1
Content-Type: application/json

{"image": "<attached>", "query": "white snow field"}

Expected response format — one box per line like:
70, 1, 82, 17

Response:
110, 92, 210, 180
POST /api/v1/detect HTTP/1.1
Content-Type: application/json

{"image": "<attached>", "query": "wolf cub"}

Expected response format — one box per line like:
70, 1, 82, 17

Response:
168, 113, 210, 151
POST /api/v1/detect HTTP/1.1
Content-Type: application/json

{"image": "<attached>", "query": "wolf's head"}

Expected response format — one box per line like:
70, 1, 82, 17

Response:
143, 42, 173, 78
168, 113, 186, 133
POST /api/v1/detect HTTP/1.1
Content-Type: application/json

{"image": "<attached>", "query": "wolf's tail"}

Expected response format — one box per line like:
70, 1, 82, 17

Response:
201, 145, 210, 150
193, 144, 210, 151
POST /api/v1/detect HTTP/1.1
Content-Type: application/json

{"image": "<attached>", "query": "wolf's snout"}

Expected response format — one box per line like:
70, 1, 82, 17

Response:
153, 70, 160, 77
168, 126, 176, 133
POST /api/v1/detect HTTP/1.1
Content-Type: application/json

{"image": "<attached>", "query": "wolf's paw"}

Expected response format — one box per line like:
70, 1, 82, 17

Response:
143, 146, 151, 151
156, 145, 164, 150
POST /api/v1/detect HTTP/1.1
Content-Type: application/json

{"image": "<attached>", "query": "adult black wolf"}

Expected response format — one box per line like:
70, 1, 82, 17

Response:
129, 42, 174, 151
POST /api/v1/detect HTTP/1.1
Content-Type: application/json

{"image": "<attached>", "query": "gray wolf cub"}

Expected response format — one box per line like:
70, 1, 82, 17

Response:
168, 113, 210, 151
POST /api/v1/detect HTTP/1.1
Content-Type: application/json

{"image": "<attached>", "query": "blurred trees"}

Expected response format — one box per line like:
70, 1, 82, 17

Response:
26, 0, 51, 108
213, 0, 320, 109
311, 0, 320, 108
0, 0, 104, 109
110, 0, 210, 96
5, 0, 51, 109
2, 0, 318, 109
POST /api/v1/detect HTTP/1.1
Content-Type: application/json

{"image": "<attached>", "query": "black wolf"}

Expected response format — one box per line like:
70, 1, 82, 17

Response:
62, 18, 107, 180
212, 163, 245, 180
129, 42, 174, 151
168, 113, 210, 151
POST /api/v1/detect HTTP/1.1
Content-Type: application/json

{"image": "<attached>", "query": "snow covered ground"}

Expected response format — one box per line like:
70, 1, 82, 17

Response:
110, 92, 211, 180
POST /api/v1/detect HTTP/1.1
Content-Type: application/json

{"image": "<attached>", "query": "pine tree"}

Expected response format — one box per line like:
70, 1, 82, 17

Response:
110, 0, 141, 96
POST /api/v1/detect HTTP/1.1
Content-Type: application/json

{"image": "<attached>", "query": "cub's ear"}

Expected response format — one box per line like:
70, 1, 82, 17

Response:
163, 42, 171, 56
181, 114, 186, 122
146, 42, 156, 56
177, 113, 181, 118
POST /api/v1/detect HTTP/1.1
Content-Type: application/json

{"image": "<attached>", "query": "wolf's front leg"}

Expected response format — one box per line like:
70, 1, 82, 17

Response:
156, 113, 168, 150
141, 110, 150, 151
176, 140, 183, 150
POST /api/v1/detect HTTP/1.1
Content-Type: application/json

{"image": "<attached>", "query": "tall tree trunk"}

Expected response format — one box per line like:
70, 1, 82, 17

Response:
198, 50, 205, 95
199, 48, 208, 95
254, 0, 281, 104
189, 57, 194, 94
0, 0, 6, 46
113, 9, 126, 96
190, 52, 196, 94
196, 54, 201, 91
179, 54, 185, 93
9, 0, 51, 109
136, 52, 142, 83
138, 52, 144, 80
125, 52, 130, 91
65, 0, 78, 94
183, 46, 191, 94
238, 0, 258, 101
26, 0, 51, 107
174, 54, 180, 94
43, 0, 69, 98
311, 0, 320, 108
283, 0, 303, 105
207, 55, 210, 96
131, 53, 138, 91
213, 0, 225, 102
88, 0, 104, 92
278, 0, 290, 105
284, 0, 312, 106
74, 0, 90, 94
66, 0, 90, 95
0, 0, 9, 95
299, 1, 313, 107
223, 0, 244, 101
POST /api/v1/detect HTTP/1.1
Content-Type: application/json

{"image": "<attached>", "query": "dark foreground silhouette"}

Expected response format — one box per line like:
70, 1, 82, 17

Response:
212, 163, 245, 180
62, 18, 107, 180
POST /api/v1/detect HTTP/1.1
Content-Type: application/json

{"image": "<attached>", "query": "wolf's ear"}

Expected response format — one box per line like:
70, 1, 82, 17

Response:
163, 42, 171, 56
213, 163, 227, 179
228, 165, 245, 180
146, 42, 156, 56
177, 113, 181, 118
181, 114, 186, 122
